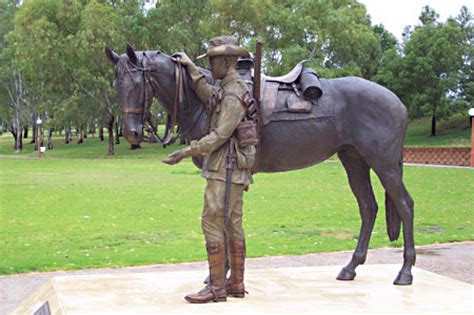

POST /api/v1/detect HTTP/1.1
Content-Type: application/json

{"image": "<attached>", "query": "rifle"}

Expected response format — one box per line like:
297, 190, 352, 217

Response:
252, 41, 262, 173
253, 41, 262, 110
224, 137, 236, 226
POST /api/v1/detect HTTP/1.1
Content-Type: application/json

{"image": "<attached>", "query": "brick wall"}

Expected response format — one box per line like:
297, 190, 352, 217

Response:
403, 147, 471, 166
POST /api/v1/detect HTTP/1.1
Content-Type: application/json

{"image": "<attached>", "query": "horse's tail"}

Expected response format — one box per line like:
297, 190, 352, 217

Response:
385, 154, 403, 241
385, 192, 401, 241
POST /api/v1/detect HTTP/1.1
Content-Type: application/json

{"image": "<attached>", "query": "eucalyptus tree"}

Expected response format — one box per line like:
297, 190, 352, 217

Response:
12, 0, 82, 148
0, 0, 26, 152
10, 0, 134, 154
71, 0, 126, 154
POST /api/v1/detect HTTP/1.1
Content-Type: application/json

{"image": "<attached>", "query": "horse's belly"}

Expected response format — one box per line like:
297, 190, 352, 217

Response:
257, 119, 338, 173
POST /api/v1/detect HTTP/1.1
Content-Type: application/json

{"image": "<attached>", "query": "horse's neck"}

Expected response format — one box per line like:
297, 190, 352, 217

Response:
150, 56, 210, 141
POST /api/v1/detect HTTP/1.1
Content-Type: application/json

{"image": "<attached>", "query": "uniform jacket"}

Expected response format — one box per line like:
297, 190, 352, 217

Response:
188, 70, 256, 186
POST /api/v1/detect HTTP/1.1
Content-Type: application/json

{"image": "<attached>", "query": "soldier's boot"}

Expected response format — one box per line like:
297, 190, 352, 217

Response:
203, 245, 230, 284
185, 242, 227, 303
227, 239, 247, 298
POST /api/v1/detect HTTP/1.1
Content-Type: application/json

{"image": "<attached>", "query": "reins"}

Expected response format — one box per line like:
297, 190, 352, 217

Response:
161, 57, 182, 147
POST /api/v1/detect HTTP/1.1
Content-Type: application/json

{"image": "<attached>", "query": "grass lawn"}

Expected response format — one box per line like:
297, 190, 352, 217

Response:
0, 131, 472, 275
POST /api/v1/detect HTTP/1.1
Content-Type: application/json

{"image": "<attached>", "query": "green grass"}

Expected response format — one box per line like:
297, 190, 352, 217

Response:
0, 132, 473, 275
405, 113, 472, 147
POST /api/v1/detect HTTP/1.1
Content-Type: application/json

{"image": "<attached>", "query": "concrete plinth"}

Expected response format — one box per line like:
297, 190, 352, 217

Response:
12, 264, 473, 314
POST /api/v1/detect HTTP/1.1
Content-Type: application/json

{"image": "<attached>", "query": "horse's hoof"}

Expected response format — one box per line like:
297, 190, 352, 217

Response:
393, 272, 413, 285
336, 268, 356, 281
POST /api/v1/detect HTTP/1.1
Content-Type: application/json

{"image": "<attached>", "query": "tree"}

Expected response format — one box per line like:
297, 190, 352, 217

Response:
71, 0, 126, 154
12, 0, 76, 149
8, 0, 131, 154
454, 6, 474, 117
0, 0, 28, 152
147, 0, 209, 58
375, 6, 467, 136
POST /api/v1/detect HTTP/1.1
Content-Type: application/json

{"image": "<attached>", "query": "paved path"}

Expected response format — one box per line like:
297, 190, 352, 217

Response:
1, 242, 473, 315
0, 155, 36, 159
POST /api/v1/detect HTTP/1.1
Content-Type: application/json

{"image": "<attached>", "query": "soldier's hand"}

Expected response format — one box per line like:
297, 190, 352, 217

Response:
173, 52, 194, 67
162, 149, 185, 165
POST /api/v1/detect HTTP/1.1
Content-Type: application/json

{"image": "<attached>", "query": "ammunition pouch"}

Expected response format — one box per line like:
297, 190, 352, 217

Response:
237, 120, 258, 147
235, 142, 256, 169
235, 91, 259, 148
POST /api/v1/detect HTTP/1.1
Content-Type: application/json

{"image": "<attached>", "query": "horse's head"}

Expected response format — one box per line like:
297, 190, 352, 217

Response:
105, 44, 158, 145
105, 44, 212, 154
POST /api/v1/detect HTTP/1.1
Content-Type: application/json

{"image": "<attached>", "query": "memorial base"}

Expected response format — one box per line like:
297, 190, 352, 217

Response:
12, 264, 473, 314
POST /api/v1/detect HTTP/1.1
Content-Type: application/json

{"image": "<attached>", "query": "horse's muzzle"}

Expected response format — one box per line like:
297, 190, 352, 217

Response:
124, 128, 143, 145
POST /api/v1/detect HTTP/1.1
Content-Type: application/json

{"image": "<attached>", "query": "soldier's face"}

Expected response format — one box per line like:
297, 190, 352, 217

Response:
209, 56, 228, 80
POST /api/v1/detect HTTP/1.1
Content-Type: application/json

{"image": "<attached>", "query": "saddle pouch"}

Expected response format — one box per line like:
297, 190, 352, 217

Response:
286, 93, 312, 113
299, 68, 322, 100
237, 120, 258, 147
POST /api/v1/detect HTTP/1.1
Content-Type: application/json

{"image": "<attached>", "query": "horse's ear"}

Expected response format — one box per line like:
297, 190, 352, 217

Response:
126, 43, 138, 65
104, 47, 119, 65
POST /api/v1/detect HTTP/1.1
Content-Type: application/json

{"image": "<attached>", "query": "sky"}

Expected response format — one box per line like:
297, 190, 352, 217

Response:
358, 0, 473, 40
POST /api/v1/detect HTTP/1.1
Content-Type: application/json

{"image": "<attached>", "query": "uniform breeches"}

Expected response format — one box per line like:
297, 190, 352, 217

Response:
202, 179, 245, 243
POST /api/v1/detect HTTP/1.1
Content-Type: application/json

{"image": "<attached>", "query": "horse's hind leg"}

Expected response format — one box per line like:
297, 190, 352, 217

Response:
336, 147, 378, 281
374, 165, 415, 285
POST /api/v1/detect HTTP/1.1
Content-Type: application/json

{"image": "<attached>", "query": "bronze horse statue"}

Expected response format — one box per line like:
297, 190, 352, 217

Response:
105, 44, 415, 286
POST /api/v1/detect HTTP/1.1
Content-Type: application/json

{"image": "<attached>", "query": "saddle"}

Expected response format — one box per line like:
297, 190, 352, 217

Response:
236, 59, 326, 126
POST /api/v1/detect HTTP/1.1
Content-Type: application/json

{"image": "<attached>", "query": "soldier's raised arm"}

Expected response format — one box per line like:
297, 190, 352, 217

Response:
173, 52, 215, 103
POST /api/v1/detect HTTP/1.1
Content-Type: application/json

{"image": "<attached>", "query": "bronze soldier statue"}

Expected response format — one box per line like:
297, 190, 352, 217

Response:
163, 36, 256, 303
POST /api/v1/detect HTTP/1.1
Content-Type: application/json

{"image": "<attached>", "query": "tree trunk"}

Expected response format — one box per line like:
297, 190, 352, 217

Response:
40, 126, 44, 147
23, 127, 28, 139
108, 116, 115, 155
77, 125, 84, 144
14, 119, 22, 153
65, 128, 71, 144
30, 123, 36, 144
16, 128, 23, 152
11, 126, 22, 150
114, 121, 120, 144
59, 129, 62, 136
89, 124, 95, 138
431, 114, 437, 137
99, 126, 104, 141
47, 128, 54, 149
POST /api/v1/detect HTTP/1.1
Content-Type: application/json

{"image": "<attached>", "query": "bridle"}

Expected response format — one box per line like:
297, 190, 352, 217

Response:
121, 53, 205, 147
120, 57, 155, 139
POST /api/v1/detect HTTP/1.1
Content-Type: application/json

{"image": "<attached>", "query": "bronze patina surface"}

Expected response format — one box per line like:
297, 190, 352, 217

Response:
105, 34, 416, 294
